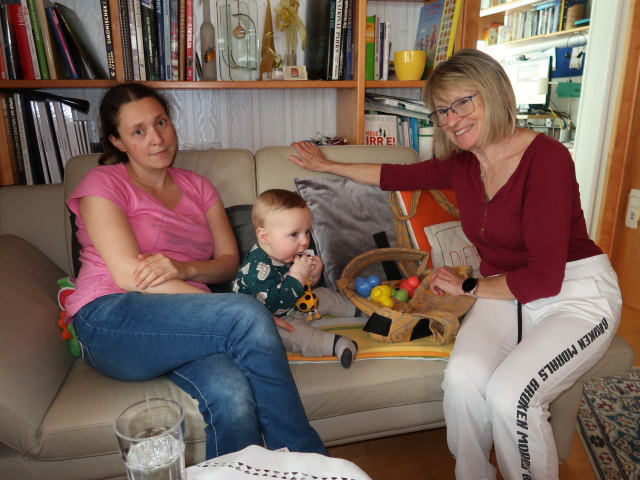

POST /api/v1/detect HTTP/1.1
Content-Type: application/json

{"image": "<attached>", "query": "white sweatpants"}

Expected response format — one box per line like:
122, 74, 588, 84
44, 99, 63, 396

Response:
442, 254, 622, 480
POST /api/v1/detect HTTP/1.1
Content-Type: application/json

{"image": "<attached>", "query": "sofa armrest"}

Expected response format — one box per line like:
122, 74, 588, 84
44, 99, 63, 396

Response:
0, 184, 68, 274
0, 235, 73, 454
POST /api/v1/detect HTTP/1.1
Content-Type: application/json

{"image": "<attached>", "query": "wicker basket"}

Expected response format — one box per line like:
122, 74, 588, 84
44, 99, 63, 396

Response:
336, 248, 476, 345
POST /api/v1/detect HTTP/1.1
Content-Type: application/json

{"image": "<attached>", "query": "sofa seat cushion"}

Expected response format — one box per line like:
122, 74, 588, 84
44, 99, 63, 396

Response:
30, 359, 204, 461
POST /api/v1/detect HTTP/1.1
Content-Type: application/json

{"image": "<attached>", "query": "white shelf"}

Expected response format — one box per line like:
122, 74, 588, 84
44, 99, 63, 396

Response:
480, 0, 540, 17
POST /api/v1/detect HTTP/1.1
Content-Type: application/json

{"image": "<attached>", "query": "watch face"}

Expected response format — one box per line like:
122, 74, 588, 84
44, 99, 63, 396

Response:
462, 277, 477, 293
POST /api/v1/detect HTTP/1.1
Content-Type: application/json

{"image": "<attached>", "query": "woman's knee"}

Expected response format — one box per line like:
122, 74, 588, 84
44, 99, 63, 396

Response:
443, 356, 492, 397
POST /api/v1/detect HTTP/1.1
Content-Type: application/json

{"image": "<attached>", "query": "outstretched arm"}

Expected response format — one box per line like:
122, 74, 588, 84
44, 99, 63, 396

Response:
289, 141, 382, 186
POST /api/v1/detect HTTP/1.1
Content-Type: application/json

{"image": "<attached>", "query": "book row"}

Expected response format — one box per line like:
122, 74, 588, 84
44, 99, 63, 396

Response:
0, 0, 113, 80
364, 112, 433, 161
0, 92, 92, 185
304, 0, 354, 81
365, 15, 392, 81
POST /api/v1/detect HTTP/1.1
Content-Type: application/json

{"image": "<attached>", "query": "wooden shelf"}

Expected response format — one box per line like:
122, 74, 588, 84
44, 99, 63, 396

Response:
366, 80, 425, 88
0, 80, 357, 90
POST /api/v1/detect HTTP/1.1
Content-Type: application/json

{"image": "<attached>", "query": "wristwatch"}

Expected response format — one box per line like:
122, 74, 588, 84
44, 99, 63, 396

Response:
462, 277, 478, 296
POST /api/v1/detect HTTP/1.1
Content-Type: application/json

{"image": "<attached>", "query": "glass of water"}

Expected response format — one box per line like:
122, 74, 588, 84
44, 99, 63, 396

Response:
114, 398, 186, 480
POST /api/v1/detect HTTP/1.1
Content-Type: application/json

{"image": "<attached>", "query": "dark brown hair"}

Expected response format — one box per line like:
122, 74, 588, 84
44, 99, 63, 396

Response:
98, 83, 172, 165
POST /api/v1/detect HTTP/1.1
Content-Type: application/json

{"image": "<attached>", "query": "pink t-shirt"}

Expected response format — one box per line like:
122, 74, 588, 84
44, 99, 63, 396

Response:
380, 134, 602, 304
65, 163, 220, 317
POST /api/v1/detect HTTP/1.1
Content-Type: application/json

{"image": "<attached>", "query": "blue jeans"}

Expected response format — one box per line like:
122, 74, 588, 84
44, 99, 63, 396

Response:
73, 292, 326, 458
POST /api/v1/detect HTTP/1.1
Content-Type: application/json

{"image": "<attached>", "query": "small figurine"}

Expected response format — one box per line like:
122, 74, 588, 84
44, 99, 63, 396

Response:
295, 279, 321, 322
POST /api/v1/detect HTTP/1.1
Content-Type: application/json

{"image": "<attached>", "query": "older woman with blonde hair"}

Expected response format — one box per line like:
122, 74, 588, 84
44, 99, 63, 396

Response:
289, 49, 621, 480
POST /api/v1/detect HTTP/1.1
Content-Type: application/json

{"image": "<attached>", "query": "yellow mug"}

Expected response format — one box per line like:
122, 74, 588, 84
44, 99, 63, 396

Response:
394, 50, 427, 81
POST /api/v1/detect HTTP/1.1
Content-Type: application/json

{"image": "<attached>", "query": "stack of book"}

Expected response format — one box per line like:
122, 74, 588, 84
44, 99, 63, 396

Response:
118, 0, 205, 81
364, 15, 391, 81
0, 91, 91, 185
0, 1, 111, 80
364, 93, 431, 153
304, 0, 354, 81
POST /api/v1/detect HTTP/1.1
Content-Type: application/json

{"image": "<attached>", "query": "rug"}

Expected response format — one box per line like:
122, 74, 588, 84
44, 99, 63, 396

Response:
577, 366, 640, 480
286, 322, 453, 364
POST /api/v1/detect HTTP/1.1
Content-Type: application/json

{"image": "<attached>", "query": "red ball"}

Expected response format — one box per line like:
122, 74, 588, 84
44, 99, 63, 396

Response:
406, 276, 420, 289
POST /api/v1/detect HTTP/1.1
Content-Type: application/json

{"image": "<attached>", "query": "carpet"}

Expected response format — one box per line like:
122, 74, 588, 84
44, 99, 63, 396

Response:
577, 366, 640, 480
286, 322, 453, 364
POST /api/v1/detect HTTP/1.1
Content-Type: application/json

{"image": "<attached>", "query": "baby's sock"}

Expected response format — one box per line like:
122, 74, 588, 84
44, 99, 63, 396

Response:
333, 335, 358, 369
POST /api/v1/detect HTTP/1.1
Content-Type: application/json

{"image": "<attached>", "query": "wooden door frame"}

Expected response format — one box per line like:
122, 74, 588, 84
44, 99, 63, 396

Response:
594, 0, 640, 256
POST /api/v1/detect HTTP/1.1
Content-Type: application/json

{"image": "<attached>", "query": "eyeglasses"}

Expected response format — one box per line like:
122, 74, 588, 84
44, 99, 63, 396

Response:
428, 93, 478, 127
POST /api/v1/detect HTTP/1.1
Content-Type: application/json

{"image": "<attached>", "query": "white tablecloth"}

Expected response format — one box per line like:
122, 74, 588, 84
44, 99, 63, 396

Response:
185, 445, 372, 480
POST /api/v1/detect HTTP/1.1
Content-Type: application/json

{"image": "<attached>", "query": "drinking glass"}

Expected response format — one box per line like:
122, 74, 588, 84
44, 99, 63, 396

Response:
114, 398, 186, 480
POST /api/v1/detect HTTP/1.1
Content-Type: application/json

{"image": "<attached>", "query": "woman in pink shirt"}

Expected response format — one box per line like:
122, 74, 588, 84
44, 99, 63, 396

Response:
289, 49, 621, 480
67, 83, 325, 460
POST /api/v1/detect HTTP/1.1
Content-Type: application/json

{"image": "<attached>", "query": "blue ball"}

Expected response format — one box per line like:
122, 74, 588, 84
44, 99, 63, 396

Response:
355, 276, 368, 289
367, 275, 381, 287
355, 282, 372, 298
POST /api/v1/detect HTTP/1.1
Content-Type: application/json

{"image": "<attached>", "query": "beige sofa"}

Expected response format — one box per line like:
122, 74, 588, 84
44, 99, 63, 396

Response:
0, 145, 634, 480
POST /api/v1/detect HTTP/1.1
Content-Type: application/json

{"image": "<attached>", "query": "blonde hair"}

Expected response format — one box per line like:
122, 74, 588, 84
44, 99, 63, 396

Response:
252, 189, 309, 229
424, 49, 517, 160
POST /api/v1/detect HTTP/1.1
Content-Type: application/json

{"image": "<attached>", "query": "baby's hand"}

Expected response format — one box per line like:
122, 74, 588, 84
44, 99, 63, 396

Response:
309, 255, 323, 285
289, 254, 313, 285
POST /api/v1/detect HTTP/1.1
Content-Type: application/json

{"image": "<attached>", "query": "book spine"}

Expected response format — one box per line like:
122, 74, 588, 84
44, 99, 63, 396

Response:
1, 5, 21, 79
140, 0, 159, 80
35, 0, 57, 79
39, 100, 63, 183
331, 0, 343, 81
20, 0, 40, 78
5, 94, 25, 184
324, 0, 335, 81
0, 16, 8, 79
25, 99, 48, 183
26, 0, 49, 79
377, 21, 385, 81
45, 6, 79, 79
0, 93, 20, 185
12, 94, 35, 185
338, 0, 352, 80
364, 15, 375, 81
60, 102, 81, 157
47, 100, 72, 169
154, 0, 165, 80
373, 16, 380, 80
185, 0, 193, 81
178, 0, 186, 80
163, 0, 170, 80
344, 0, 354, 80
126, 0, 139, 80
118, 0, 133, 80
100, 0, 116, 79
9, 4, 36, 79
133, 0, 146, 80
382, 22, 390, 81
170, 0, 179, 80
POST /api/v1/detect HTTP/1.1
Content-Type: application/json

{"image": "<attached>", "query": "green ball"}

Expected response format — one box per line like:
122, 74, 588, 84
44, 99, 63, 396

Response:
393, 288, 409, 303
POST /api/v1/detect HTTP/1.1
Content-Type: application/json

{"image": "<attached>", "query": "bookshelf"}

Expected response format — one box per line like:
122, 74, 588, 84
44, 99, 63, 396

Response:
0, 0, 481, 186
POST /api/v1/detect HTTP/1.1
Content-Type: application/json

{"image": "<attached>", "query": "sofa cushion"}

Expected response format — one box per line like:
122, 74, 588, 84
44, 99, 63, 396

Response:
295, 177, 396, 290
0, 235, 72, 454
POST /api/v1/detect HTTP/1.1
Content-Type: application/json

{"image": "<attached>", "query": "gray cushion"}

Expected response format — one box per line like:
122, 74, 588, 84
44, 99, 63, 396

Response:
295, 177, 396, 290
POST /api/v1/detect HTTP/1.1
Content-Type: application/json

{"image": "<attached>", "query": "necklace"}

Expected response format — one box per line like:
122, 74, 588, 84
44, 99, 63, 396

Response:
480, 135, 514, 199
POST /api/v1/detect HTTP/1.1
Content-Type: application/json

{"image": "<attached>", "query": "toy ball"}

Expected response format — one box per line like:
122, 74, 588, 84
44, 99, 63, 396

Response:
399, 278, 417, 298
355, 277, 372, 297
367, 275, 381, 287
392, 288, 409, 303
406, 276, 420, 288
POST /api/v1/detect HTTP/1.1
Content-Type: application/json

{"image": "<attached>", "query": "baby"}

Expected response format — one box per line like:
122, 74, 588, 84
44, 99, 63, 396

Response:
232, 189, 358, 368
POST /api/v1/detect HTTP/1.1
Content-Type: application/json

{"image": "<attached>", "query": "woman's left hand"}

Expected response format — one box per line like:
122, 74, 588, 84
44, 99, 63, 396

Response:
429, 266, 465, 296
134, 253, 189, 289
